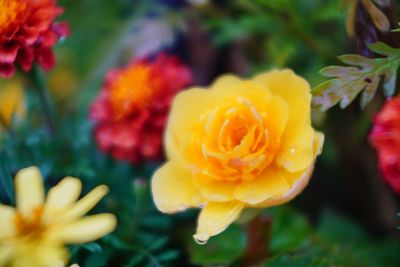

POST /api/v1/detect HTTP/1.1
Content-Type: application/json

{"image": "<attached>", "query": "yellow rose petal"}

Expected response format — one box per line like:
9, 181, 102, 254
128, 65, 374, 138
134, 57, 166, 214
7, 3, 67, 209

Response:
193, 201, 244, 244
56, 214, 116, 244
165, 88, 216, 160
0, 205, 15, 238
211, 74, 241, 91
234, 167, 290, 205
263, 95, 289, 137
255, 70, 314, 172
15, 166, 45, 215
212, 79, 272, 108
252, 132, 324, 208
45, 177, 82, 212
152, 161, 203, 213
0, 247, 13, 266
60, 185, 109, 222
193, 174, 237, 202
254, 69, 311, 125
276, 124, 315, 172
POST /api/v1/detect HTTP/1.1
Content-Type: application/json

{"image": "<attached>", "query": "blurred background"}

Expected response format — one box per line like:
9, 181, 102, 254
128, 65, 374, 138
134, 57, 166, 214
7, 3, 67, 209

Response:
1, 0, 400, 266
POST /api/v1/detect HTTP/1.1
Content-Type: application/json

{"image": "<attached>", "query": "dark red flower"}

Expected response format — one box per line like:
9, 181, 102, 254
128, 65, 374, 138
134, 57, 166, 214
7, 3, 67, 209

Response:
369, 96, 400, 194
90, 54, 192, 164
0, 0, 69, 78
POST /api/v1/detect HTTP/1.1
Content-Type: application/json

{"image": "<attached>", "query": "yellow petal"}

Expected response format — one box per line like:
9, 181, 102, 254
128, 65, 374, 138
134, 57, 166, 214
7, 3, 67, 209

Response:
0, 79, 25, 127
213, 80, 272, 109
313, 131, 325, 155
263, 95, 289, 137
60, 185, 109, 222
254, 70, 311, 125
55, 214, 116, 244
276, 124, 315, 172
251, 132, 324, 208
165, 88, 216, 160
211, 74, 241, 91
234, 167, 290, 205
11, 242, 68, 267
45, 177, 82, 212
152, 161, 203, 213
193, 174, 236, 202
15, 166, 45, 215
193, 201, 244, 244
255, 70, 315, 172
0, 205, 16, 239
0, 246, 13, 266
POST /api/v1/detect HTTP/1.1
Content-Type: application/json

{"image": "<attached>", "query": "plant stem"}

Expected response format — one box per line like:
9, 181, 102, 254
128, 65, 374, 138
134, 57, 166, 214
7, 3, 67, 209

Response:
244, 214, 272, 266
29, 65, 55, 135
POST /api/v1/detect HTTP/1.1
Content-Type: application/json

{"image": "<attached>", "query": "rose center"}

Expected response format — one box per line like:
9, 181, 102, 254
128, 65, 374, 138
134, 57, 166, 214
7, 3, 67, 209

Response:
198, 98, 278, 181
14, 206, 47, 239
109, 64, 161, 119
0, 0, 27, 31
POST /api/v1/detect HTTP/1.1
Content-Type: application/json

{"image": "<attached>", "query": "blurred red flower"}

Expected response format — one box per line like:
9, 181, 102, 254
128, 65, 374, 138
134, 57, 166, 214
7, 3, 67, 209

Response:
90, 54, 192, 164
0, 0, 69, 78
370, 97, 400, 194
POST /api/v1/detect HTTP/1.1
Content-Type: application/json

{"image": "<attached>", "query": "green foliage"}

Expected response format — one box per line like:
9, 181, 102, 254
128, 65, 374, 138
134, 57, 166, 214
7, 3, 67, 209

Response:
263, 208, 400, 267
313, 42, 400, 110
187, 224, 247, 265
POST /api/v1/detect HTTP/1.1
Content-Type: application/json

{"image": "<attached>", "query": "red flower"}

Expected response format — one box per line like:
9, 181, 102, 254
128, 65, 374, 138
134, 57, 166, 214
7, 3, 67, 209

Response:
369, 96, 400, 194
0, 0, 69, 78
90, 54, 192, 164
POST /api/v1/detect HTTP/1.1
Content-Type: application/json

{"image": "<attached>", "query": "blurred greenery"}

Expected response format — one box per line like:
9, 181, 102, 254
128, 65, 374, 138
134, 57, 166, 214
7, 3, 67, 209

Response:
1, 0, 400, 266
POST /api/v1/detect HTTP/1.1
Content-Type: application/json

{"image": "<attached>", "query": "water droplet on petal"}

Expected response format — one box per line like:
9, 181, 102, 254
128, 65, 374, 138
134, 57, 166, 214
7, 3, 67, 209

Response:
193, 233, 209, 245
290, 147, 296, 154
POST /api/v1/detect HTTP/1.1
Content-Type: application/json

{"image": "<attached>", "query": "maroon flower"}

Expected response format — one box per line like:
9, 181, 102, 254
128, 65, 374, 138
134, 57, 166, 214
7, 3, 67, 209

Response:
0, 0, 69, 78
90, 54, 192, 164
370, 96, 400, 194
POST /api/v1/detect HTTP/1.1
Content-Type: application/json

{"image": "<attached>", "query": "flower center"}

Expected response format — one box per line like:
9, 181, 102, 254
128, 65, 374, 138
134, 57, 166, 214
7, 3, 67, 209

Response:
195, 97, 279, 181
0, 0, 27, 31
14, 206, 47, 239
109, 63, 161, 119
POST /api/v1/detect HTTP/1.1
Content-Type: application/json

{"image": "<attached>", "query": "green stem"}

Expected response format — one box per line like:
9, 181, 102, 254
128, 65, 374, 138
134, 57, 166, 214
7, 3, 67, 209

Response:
29, 65, 55, 135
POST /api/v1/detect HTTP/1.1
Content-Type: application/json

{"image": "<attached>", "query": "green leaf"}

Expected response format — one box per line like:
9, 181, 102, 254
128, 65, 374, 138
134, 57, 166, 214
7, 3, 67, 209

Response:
0, 164, 14, 205
264, 255, 333, 267
267, 206, 312, 254
187, 224, 246, 265
368, 42, 398, 56
313, 42, 400, 110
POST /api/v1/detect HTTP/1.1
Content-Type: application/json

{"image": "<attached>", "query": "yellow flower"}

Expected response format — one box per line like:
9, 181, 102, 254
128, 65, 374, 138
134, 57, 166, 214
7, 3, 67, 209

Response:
152, 70, 324, 244
0, 79, 25, 130
0, 167, 117, 267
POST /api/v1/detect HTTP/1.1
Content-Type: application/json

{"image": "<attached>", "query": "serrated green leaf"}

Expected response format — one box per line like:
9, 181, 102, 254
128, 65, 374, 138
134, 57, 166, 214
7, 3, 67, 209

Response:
313, 42, 400, 110
368, 42, 399, 56
383, 66, 398, 96
338, 54, 374, 68
319, 66, 359, 78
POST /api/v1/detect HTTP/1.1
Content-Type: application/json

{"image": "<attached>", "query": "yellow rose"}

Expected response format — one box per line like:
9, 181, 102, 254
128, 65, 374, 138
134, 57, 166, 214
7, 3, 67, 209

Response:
151, 70, 324, 244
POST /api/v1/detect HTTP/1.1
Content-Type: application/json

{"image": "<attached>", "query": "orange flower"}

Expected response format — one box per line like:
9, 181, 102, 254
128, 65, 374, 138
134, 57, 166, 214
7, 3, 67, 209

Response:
90, 54, 192, 163
152, 70, 324, 243
0, 0, 69, 78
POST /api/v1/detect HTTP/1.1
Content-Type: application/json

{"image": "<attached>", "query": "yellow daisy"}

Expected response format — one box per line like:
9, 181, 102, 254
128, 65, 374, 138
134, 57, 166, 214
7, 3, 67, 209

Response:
0, 166, 117, 267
